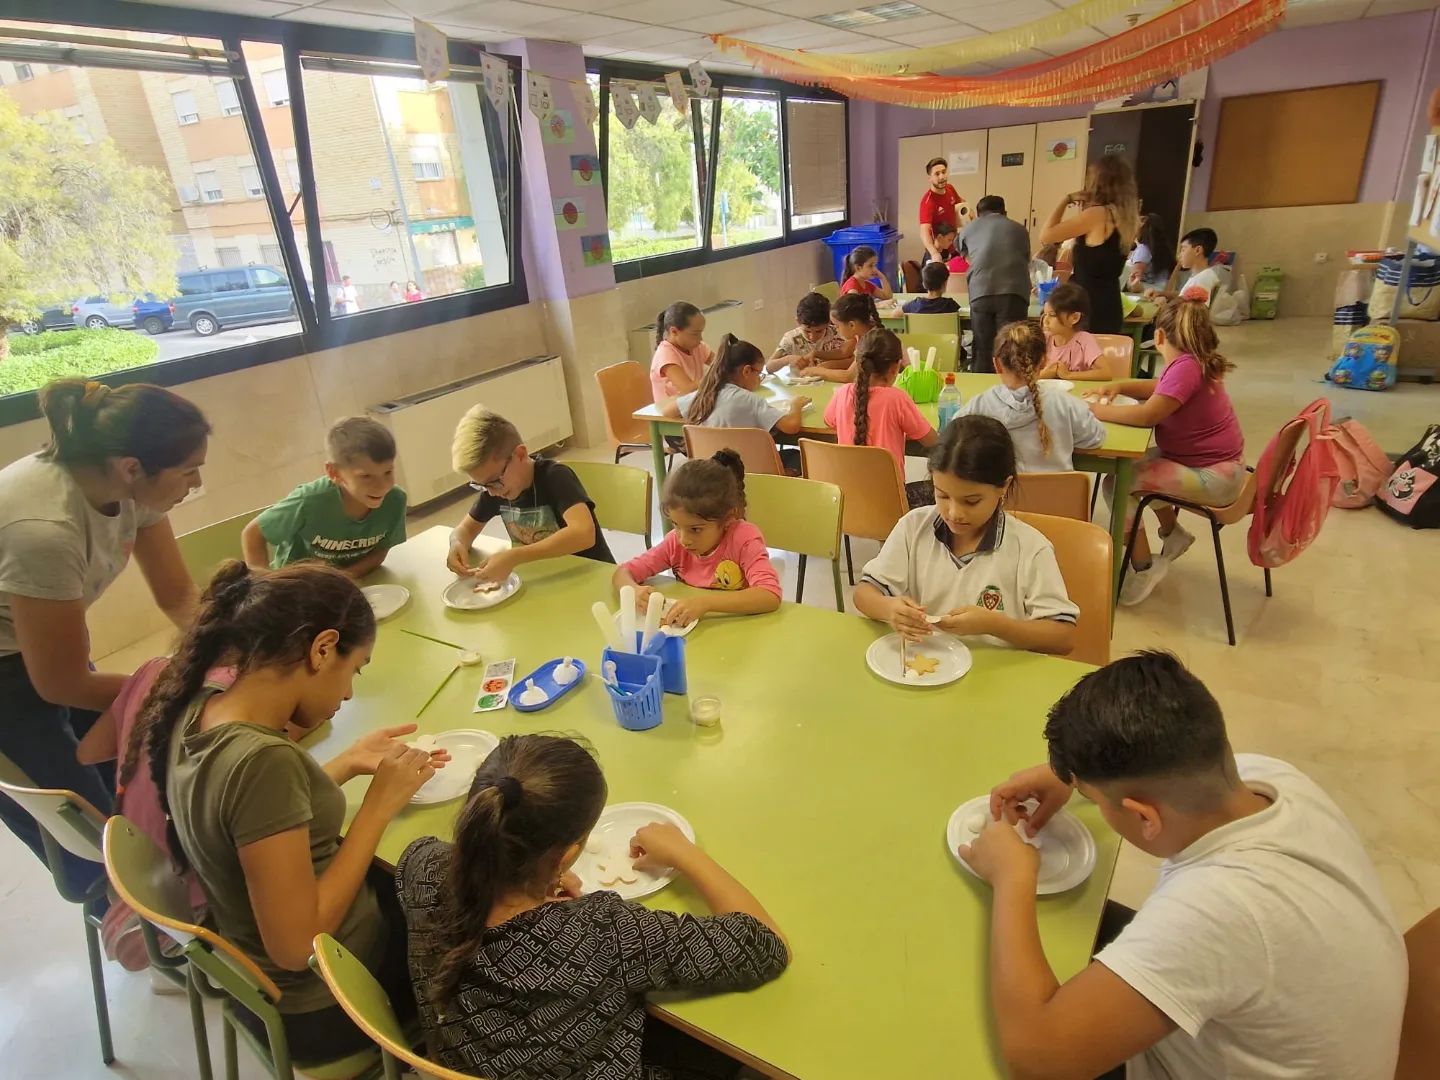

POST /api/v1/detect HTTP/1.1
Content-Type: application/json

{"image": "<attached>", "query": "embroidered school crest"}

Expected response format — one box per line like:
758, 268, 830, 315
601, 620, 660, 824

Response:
979, 585, 1005, 612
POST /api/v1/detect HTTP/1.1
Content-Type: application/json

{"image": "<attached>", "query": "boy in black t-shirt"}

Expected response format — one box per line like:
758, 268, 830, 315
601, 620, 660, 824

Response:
903, 261, 962, 315
446, 407, 613, 581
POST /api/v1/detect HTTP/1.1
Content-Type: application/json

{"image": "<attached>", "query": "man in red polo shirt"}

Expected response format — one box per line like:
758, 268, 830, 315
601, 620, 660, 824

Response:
919, 157, 967, 265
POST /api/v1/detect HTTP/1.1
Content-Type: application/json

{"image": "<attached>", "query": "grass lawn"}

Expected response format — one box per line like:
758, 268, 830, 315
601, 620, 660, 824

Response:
0, 329, 160, 396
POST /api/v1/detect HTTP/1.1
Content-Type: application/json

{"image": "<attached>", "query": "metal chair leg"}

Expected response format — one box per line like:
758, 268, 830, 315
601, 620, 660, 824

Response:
382, 1049, 404, 1080
83, 914, 115, 1064
844, 536, 854, 586
187, 966, 215, 1080
831, 560, 845, 613
1090, 477, 1101, 521
1264, 566, 1273, 597
222, 1017, 238, 1080
795, 553, 807, 604
1210, 521, 1237, 646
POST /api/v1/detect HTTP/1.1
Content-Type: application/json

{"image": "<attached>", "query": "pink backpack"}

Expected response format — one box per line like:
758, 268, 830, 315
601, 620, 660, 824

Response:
1327, 417, 1391, 509
1248, 399, 1340, 568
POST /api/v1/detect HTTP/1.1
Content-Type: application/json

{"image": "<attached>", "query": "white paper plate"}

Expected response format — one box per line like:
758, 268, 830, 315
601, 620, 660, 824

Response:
613, 597, 696, 639
780, 367, 822, 385
409, 729, 499, 805
865, 632, 972, 687
1048, 379, 1076, 392
442, 573, 521, 611
946, 795, 1096, 895
362, 584, 409, 620
574, 801, 696, 900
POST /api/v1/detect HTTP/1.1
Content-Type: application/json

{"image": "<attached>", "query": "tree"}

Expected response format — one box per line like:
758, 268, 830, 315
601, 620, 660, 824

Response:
0, 95, 177, 360
605, 107, 696, 237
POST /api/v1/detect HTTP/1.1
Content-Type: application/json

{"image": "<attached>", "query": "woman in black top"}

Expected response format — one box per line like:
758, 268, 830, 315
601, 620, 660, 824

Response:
1039, 156, 1139, 334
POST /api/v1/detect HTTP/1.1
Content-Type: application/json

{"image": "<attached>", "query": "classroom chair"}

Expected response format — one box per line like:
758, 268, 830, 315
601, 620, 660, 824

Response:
178, 507, 266, 585
566, 460, 653, 548
1010, 472, 1091, 522
744, 473, 844, 611
1398, 907, 1440, 1080
799, 439, 907, 586
810, 281, 840, 302
1011, 511, 1113, 667
595, 361, 678, 467
1092, 334, 1135, 378
898, 332, 961, 373
683, 425, 784, 476
904, 312, 962, 337
102, 816, 389, 1080
1118, 468, 1269, 647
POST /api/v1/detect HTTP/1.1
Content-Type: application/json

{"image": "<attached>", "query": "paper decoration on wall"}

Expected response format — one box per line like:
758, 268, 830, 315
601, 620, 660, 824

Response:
554, 196, 586, 230
580, 233, 612, 267
688, 61, 712, 98
413, 20, 449, 82
527, 71, 553, 121
612, 81, 639, 130
543, 109, 575, 145
635, 83, 662, 125
664, 71, 688, 115
571, 154, 600, 187
479, 53, 510, 111
947, 150, 979, 175
1045, 138, 1077, 162
575, 79, 599, 131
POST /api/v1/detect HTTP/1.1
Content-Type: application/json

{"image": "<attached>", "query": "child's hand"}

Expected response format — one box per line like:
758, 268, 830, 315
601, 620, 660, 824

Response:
937, 606, 995, 637
790, 395, 811, 412
360, 745, 436, 819
792, 353, 814, 371
663, 595, 706, 628
989, 764, 1073, 837
447, 540, 478, 577
554, 869, 583, 899
473, 546, 520, 585
888, 596, 932, 641
629, 583, 657, 614
346, 724, 451, 777
1084, 389, 1117, 408
1143, 287, 1159, 300
959, 817, 1040, 889
629, 822, 697, 873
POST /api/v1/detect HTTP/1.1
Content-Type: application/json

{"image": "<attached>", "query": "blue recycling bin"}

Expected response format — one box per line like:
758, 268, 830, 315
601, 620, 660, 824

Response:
824, 224, 901, 286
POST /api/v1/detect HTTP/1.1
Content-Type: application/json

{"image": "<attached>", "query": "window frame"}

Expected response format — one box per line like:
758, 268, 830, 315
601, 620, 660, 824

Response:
239, 162, 263, 198
171, 87, 199, 125
589, 59, 849, 283
214, 77, 241, 116
0, 0, 528, 427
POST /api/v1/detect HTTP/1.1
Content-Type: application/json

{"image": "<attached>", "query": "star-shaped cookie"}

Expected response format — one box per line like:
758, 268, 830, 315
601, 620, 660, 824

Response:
904, 653, 940, 676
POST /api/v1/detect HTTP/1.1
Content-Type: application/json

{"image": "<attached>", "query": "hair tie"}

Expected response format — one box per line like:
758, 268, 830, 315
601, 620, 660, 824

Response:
493, 775, 523, 808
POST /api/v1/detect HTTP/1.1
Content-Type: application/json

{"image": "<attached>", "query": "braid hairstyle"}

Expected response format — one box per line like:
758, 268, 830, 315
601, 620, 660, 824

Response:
831, 292, 880, 333
432, 734, 607, 1010
126, 560, 375, 870
993, 319, 1052, 457
852, 328, 903, 448
1155, 299, 1233, 381
686, 334, 763, 425
662, 449, 746, 521
842, 244, 877, 284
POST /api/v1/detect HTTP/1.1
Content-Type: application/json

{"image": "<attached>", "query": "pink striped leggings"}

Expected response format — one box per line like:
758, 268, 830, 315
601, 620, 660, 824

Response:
1106, 447, 1248, 528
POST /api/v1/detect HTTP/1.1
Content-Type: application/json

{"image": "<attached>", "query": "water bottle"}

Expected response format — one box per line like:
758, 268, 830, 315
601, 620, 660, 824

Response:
937, 373, 962, 431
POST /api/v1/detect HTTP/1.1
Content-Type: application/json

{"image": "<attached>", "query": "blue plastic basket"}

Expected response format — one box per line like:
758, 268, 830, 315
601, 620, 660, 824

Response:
601, 648, 663, 731
637, 632, 688, 695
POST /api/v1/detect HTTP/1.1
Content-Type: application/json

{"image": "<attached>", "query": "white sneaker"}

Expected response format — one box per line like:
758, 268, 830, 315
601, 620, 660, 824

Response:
1160, 524, 1195, 563
1120, 558, 1169, 606
149, 966, 184, 996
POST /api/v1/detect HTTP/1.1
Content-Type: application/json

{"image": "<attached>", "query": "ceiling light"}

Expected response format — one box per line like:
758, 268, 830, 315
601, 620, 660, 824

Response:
814, 2, 931, 31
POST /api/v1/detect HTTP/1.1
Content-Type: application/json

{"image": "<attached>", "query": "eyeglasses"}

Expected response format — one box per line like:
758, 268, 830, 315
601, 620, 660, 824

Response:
468, 453, 514, 493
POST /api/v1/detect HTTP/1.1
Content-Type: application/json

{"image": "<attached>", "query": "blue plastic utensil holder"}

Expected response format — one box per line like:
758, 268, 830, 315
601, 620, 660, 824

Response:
1037, 279, 1059, 304
601, 648, 664, 731
638, 632, 687, 695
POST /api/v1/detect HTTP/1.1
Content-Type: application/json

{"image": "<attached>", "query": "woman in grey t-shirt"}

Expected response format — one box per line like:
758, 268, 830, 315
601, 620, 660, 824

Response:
0, 379, 210, 886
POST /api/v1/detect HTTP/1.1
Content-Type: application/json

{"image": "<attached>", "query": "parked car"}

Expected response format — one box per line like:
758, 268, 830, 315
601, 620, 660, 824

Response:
7, 306, 76, 334
73, 295, 139, 330
172, 265, 296, 337
133, 296, 175, 335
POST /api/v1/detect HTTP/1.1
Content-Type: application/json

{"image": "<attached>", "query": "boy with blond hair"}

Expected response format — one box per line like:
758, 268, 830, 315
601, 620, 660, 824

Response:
242, 416, 406, 578
446, 405, 611, 581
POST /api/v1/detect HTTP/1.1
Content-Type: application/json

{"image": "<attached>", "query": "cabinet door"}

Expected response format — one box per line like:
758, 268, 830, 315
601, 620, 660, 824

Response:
1030, 118, 1090, 249
985, 124, 1037, 235
940, 129, 989, 224
897, 134, 943, 264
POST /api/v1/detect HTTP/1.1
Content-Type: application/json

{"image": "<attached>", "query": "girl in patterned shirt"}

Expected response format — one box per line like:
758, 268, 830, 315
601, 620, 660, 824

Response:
396, 734, 789, 1080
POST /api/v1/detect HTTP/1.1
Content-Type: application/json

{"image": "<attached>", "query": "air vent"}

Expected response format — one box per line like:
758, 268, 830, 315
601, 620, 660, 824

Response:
813, 2, 930, 30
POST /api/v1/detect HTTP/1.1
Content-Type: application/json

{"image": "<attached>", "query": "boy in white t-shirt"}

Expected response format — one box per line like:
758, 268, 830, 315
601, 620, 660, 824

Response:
960, 651, 1407, 1080
1147, 227, 1224, 304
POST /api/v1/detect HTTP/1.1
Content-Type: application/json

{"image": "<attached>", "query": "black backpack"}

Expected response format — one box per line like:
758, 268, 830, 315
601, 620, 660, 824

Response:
1377, 425, 1440, 529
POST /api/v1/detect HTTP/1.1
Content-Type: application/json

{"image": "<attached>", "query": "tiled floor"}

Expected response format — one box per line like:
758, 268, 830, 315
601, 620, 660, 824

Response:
4, 316, 1437, 1076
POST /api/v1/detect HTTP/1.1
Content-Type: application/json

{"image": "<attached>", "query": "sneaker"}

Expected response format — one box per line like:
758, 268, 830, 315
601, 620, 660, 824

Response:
1160, 524, 1195, 563
148, 966, 185, 996
1120, 558, 1169, 606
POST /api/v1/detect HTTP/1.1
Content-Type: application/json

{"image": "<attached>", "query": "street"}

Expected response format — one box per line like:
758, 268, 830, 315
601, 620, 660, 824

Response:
150, 318, 303, 362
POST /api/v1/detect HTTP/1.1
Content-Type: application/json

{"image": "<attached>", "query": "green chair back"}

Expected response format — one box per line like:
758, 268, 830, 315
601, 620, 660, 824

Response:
565, 460, 653, 548
178, 508, 265, 585
811, 281, 840, 302
745, 474, 845, 612
904, 312, 962, 337
898, 332, 961, 373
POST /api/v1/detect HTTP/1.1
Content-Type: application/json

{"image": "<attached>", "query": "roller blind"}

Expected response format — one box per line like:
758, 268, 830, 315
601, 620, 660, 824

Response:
786, 98, 846, 217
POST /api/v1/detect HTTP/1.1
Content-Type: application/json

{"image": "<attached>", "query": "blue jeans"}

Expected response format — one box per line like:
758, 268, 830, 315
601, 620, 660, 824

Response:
0, 653, 115, 894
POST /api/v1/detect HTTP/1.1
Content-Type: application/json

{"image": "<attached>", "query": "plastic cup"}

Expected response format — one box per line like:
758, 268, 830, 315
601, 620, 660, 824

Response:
690, 695, 721, 728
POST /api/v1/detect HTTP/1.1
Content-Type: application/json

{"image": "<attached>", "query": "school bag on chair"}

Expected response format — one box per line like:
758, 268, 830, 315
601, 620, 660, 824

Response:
1326, 325, 1399, 392
1328, 416, 1392, 508
1377, 425, 1440, 529
1248, 399, 1340, 569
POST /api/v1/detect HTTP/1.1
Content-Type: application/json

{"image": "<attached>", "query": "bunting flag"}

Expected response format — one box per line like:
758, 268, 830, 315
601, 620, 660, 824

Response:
526, 70, 553, 121
635, 82, 662, 125
664, 70, 688, 115
688, 61, 712, 98
413, 19, 449, 82
479, 52, 510, 111
612, 81, 640, 129
714, 0, 1284, 110
574, 78, 599, 130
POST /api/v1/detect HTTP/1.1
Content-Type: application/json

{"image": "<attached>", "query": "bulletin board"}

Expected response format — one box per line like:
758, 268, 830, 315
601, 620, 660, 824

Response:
1207, 81, 1380, 210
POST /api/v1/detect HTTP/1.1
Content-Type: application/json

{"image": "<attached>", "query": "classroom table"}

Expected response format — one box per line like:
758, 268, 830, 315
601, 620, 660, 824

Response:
633, 377, 1152, 599
882, 293, 1158, 361
307, 527, 1119, 1080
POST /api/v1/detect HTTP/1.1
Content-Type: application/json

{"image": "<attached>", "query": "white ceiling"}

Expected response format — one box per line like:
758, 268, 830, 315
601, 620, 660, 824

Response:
151, 0, 1440, 70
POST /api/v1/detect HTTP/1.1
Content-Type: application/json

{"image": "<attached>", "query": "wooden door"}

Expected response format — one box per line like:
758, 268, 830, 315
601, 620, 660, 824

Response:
984, 124, 1037, 233
940, 128, 989, 225
897, 134, 942, 263
1029, 118, 1090, 249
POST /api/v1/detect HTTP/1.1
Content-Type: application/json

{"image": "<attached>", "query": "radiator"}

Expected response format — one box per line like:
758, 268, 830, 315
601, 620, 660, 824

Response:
626, 299, 746, 366
368, 355, 572, 506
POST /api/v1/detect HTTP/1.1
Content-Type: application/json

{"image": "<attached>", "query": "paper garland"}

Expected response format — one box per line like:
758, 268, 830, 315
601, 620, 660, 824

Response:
688, 61, 712, 98
413, 19, 449, 82
479, 53, 510, 112
664, 71, 688, 115
612, 81, 639, 130
635, 83, 662, 125
526, 70, 553, 121
575, 79, 599, 130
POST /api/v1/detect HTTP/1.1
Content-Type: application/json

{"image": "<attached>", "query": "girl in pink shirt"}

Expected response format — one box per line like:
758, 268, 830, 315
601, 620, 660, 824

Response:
649, 302, 714, 401
1039, 283, 1122, 382
613, 451, 782, 628
825, 329, 939, 508
1086, 299, 1246, 606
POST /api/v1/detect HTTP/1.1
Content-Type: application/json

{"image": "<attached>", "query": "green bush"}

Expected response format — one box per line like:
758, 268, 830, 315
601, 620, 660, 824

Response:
612, 235, 700, 263
1, 329, 160, 396
462, 266, 487, 290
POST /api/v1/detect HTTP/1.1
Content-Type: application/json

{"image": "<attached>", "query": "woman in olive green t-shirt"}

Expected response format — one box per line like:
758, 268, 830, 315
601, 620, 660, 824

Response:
125, 559, 446, 1063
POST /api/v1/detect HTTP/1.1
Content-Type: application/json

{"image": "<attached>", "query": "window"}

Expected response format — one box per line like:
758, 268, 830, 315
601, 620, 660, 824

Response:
710, 91, 782, 251
215, 79, 242, 116
16, 63, 34, 82
410, 144, 443, 181
196, 169, 223, 202
262, 68, 289, 107
251, 267, 286, 287
240, 163, 264, 197
216, 246, 244, 267
261, 243, 284, 266
786, 98, 847, 230
604, 77, 705, 264
172, 89, 199, 125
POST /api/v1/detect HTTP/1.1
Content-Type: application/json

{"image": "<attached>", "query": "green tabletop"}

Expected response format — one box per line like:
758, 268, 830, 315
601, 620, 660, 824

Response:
308, 526, 1118, 1080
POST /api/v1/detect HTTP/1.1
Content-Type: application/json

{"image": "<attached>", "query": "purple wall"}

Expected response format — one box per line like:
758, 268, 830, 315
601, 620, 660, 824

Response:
850, 10, 1440, 221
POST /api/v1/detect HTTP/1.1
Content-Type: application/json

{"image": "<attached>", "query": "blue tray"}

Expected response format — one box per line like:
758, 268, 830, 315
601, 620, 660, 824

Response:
510, 657, 588, 713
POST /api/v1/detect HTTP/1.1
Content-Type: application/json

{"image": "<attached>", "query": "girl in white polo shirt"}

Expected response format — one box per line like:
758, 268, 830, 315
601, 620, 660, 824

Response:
854, 415, 1079, 654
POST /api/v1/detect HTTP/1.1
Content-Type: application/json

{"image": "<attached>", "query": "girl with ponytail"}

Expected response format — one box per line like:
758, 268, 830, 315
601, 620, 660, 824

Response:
396, 734, 789, 1077
963, 319, 1105, 473
838, 244, 893, 300
649, 300, 712, 401
813, 292, 884, 384
613, 450, 783, 628
823, 328, 939, 508
663, 333, 808, 447
140, 560, 447, 1061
